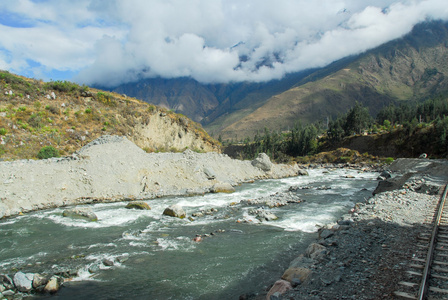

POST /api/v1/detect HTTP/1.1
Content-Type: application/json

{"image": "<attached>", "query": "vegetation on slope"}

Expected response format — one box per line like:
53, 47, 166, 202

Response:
0, 71, 218, 160
224, 95, 448, 162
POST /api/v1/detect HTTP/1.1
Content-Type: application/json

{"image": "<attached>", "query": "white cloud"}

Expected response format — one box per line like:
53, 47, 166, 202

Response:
0, 0, 447, 85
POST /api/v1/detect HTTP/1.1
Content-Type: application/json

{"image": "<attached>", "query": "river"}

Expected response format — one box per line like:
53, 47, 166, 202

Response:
0, 168, 379, 299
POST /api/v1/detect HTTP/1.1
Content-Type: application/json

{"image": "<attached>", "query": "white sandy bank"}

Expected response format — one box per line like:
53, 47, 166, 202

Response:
0, 136, 300, 218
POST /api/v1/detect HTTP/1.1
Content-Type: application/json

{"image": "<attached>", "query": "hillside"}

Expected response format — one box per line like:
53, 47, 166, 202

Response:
0, 71, 219, 160
215, 21, 448, 139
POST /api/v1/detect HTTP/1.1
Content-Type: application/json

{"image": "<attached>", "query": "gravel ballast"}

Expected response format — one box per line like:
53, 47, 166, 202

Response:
249, 158, 448, 300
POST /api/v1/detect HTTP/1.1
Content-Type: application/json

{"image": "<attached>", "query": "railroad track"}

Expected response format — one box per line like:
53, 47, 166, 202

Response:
394, 184, 448, 300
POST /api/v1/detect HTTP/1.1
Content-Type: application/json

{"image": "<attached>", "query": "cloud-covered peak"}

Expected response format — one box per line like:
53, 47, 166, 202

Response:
1, 0, 447, 86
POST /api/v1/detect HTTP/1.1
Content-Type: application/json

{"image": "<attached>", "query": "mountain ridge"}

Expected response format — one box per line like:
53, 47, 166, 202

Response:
103, 21, 448, 140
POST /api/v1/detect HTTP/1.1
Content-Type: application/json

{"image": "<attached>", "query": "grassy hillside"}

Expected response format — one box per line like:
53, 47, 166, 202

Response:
0, 71, 218, 160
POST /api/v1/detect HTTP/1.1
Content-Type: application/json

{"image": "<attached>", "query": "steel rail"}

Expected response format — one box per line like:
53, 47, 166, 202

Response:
417, 184, 448, 300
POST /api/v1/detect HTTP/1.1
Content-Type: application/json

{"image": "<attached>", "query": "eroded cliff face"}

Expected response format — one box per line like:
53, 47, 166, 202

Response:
130, 111, 219, 153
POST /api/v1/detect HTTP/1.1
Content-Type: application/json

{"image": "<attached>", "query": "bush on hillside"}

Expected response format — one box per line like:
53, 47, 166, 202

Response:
37, 146, 59, 159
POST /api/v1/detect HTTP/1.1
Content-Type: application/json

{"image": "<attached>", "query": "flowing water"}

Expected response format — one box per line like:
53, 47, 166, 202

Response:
0, 168, 379, 299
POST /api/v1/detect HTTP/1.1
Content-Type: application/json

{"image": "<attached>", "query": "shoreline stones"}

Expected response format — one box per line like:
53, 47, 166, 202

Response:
0, 271, 63, 297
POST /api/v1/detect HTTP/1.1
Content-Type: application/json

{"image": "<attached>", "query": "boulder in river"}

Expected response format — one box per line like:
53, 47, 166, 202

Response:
13, 272, 34, 292
125, 201, 151, 210
33, 273, 48, 288
251, 153, 272, 171
163, 204, 186, 219
297, 169, 309, 176
211, 182, 235, 193
44, 276, 61, 294
62, 208, 98, 222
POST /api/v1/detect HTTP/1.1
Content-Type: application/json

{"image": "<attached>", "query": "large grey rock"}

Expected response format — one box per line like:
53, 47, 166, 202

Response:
13, 272, 34, 292
163, 204, 186, 219
62, 207, 98, 221
251, 153, 272, 171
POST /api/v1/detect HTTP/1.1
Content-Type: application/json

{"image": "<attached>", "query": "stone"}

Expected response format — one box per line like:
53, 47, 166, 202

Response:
50, 92, 56, 100
32, 273, 48, 288
256, 210, 278, 221
103, 258, 114, 266
62, 207, 98, 221
297, 169, 309, 176
289, 256, 315, 269
306, 243, 327, 260
281, 267, 312, 283
203, 167, 217, 180
0, 284, 5, 293
211, 182, 235, 193
125, 201, 151, 210
266, 280, 292, 300
163, 204, 186, 219
44, 276, 60, 294
2, 290, 14, 297
251, 153, 272, 171
88, 264, 100, 274
0, 275, 13, 290
13, 271, 34, 292
319, 229, 334, 239
380, 170, 392, 179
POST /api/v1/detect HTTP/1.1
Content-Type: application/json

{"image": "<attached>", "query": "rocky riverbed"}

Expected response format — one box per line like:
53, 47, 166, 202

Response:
0, 135, 301, 219
245, 158, 448, 300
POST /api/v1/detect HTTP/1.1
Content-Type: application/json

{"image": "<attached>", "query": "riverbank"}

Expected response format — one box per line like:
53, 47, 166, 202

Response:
251, 158, 448, 300
0, 135, 301, 219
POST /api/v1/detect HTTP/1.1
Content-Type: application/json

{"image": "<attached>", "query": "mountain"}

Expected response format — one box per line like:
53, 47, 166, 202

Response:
104, 21, 448, 140
0, 71, 219, 160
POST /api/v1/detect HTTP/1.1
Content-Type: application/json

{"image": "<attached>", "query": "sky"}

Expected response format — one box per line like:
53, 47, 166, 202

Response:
0, 0, 447, 87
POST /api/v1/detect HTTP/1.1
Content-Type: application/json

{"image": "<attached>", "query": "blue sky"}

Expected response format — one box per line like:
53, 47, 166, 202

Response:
0, 0, 448, 87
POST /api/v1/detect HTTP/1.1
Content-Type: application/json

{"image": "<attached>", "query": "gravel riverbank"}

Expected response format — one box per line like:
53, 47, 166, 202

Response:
248, 158, 448, 300
0, 135, 301, 219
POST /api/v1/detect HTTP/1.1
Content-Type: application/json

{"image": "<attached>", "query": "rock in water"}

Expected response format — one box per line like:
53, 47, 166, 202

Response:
33, 273, 48, 288
13, 272, 34, 292
251, 153, 272, 171
62, 208, 98, 222
125, 201, 151, 210
163, 205, 186, 219
44, 276, 60, 294
211, 182, 235, 193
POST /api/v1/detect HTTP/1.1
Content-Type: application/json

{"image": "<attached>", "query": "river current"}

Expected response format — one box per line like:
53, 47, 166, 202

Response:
0, 168, 378, 299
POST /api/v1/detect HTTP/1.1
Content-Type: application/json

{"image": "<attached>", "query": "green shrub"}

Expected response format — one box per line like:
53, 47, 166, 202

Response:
0, 128, 7, 135
37, 146, 60, 159
385, 157, 394, 164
